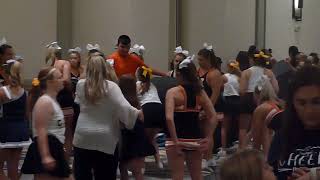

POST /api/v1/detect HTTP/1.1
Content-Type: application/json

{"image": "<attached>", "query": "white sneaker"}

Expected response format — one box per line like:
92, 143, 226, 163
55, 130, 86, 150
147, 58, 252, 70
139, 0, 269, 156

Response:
207, 158, 217, 167
157, 161, 164, 169
217, 149, 227, 157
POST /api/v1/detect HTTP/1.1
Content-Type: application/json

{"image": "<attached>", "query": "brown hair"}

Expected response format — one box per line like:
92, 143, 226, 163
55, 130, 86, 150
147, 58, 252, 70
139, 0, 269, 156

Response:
45, 47, 62, 66
220, 149, 264, 180
29, 67, 57, 111
118, 75, 140, 108
176, 62, 202, 95
198, 48, 218, 68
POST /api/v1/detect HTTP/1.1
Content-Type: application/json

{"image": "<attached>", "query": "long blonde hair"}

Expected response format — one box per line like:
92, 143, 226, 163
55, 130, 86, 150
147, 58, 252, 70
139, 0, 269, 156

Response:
45, 47, 62, 66
8, 61, 23, 87
84, 55, 108, 104
220, 149, 264, 180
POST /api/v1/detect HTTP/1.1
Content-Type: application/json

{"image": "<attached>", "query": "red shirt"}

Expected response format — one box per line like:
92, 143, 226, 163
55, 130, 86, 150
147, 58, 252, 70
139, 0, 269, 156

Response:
108, 51, 146, 77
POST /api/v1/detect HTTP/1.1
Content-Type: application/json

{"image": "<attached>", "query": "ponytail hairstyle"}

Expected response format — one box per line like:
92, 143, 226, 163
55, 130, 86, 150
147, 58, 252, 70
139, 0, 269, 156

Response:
29, 67, 57, 111
227, 60, 241, 78
118, 75, 140, 108
197, 46, 218, 69
136, 66, 152, 95
6, 60, 23, 87
45, 47, 62, 66
176, 57, 202, 95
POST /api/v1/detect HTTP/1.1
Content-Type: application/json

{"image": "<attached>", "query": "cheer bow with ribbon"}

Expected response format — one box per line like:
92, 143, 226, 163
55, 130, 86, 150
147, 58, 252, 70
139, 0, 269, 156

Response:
86, 44, 100, 51
68, 47, 82, 53
179, 55, 195, 69
46, 41, 62, 50
174, 46, 189, 56
130, 44, 145, 56
0, 37, 7, 46
254, 51, 270, 59
203, 43, 213, 51
142, 66, 152, 78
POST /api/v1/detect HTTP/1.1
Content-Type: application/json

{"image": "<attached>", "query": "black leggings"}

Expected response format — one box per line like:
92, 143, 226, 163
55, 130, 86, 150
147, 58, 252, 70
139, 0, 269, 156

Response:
73, 147, 119, 180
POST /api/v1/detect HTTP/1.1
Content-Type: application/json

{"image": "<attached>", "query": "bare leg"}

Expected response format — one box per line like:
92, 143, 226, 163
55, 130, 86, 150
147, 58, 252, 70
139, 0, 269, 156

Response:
0, 149, 8, 180
119, 161, 129, 180
185, 151, 203, 180
145, 128, 162, 167
221, 115, 231, 151
6, 148, 22, 180
166, 145, 185, 180
128, 158, 145, 180
239, 113, 251, 149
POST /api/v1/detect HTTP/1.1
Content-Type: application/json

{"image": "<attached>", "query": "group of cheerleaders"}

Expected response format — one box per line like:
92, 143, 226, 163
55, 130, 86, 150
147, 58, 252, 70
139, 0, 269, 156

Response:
0, 35, 318, 180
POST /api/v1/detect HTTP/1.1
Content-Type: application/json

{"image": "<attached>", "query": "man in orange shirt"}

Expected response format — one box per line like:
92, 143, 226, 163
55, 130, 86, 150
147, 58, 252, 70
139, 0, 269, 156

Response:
108, 35, 167, 77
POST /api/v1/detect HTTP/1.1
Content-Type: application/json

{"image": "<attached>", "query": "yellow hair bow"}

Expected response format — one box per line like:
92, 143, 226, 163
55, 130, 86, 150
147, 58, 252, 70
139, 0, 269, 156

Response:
229, 61, 240, 69
254, 51, 270, 59
142, 66, 152, 78
32, 78, 40, 87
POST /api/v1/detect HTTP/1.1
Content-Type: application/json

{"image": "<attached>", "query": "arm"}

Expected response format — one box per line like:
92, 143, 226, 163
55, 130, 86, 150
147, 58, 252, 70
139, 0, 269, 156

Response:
165, 89, 179, 144
152, 68, 168, 77
33, 98, 55, 166
199, 90, 217, 138
222, 75, 228, 85
62, 61, 71, 83
0, 88, 10, 104
207, 71, 222, 105
239, 70, 249, 95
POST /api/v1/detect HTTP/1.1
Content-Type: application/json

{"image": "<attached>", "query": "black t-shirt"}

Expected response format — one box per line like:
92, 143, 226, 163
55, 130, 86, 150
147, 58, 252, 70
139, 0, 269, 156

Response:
268, 130, 320, 180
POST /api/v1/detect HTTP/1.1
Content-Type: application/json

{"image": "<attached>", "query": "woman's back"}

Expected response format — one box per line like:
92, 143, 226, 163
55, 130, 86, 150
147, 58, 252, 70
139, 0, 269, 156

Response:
74, 79, 139, 154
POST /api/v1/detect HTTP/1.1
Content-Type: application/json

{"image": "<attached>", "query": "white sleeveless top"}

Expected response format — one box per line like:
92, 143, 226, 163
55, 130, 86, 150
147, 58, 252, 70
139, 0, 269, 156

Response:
137, 81, 161, 106
32, 95, 65, 143
223, 73, 240, 96
247, 66, 265, 93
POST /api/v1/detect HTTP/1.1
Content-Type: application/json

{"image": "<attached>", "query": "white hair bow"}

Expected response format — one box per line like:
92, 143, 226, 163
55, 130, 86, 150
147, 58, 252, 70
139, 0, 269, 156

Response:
46, 41, 62, 50
0, 37, 7, 46
203, 42, 213, 51
174, 46, 189, 56
14, 55, 24, 61
130, 44, 145, 56
179, 55, 195, 69
6, 59, 17, 64
68, 47, 82, 53
86, 44, 100, 51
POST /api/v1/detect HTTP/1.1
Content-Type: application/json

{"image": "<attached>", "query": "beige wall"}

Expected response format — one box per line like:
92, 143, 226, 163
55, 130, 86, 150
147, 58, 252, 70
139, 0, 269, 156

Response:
181, 0, 256, 67
0, 0, 57, 79
72, 0, 173, 71
266, 0, 320, 60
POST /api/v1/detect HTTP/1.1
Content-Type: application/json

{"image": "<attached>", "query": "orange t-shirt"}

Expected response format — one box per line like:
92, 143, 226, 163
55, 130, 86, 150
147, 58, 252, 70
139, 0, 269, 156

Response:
108, 51, 146, 77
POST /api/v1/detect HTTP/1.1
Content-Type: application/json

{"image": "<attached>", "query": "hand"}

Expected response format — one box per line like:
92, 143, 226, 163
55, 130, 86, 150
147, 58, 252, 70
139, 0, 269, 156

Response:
198, 137, 211, 152
138, 110, 144, 122
290, 167, 310, 180
42, 155, 56, 171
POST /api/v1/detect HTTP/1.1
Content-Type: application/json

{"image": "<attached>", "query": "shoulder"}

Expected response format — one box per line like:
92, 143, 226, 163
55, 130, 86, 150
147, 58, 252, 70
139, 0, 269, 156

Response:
77, 79, 85, 85
254, 103, 273, 115
167, 86, 180, 96
35, 96, 53, 108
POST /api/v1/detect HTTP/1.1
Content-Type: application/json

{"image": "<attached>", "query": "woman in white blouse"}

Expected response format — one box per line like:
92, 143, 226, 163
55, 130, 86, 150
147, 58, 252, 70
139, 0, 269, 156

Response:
73, 55, 143, 180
